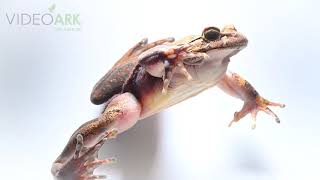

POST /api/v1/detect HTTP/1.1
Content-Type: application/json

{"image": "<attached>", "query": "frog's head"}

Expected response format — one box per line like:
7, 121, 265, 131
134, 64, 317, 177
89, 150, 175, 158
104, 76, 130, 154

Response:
181, 25, 248, 65
202, 25, 247, 48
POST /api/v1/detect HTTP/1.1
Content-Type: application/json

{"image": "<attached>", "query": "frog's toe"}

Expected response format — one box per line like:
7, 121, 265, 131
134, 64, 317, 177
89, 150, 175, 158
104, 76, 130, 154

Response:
81, 175, 106, 180
103, 128, 118, 140
261, 107, 281, 123
139, 37, 175, 53
74, 134, 84, 159
80, 157, 116, 180
177, 62, 193, 80
140, 38, 148, 46
161, 60, 177, 94
78, 131, 117, 179
256, 96, 285, 124
134, 38, 148, 51
83, 158, 116, 173
161, 62, 193, 94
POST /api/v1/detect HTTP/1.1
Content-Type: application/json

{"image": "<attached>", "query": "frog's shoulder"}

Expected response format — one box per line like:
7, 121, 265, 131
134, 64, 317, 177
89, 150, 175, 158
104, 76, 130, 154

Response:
90, 61, 138, 105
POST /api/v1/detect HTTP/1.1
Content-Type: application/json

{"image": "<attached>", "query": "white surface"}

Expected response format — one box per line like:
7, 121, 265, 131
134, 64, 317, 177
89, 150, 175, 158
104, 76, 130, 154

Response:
0, 0, 319, 180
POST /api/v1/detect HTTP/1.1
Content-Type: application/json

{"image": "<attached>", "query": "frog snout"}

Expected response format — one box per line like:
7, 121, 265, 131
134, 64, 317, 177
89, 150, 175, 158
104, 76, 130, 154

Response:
222, 24, 237, 33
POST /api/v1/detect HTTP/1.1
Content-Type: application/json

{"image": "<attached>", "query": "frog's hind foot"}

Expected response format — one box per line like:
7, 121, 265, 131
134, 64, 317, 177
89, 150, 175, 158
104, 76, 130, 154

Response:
228, 96, 285, 129
80, 129, 118, 180
52, 129, 118, 180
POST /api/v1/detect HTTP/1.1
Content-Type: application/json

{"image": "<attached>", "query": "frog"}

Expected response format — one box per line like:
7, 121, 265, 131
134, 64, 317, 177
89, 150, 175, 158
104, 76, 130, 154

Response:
51, 25, 285, 180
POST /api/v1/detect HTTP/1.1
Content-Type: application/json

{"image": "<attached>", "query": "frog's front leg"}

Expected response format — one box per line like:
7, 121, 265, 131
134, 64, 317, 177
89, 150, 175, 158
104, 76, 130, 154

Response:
218, 71, 285, 129
138, 45, 198, 93
52, 93, 141, 180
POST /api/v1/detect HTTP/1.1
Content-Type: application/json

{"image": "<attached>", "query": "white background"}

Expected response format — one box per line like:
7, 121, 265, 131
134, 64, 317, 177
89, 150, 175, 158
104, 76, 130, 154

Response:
0, 0, 319, 180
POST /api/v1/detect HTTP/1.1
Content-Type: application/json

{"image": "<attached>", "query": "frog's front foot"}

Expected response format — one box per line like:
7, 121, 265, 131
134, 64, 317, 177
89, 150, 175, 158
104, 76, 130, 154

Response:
218, 71, 285, 129
51, 129, 118, 180
138, 44, 204, 94
228, 96, 285, 129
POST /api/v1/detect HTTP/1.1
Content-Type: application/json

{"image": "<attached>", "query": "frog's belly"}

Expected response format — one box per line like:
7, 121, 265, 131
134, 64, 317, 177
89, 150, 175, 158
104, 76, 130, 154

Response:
139, 63, 228, 119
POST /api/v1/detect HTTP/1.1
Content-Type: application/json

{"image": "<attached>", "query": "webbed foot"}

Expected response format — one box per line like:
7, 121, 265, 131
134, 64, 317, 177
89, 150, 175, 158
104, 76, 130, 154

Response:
228, 96, 285, 129
52, 129, 118, 180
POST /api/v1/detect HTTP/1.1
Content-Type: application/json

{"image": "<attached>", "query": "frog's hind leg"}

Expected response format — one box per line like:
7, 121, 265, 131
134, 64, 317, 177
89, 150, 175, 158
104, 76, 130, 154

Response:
218, 71, 285, 129
52, 93, 142, 180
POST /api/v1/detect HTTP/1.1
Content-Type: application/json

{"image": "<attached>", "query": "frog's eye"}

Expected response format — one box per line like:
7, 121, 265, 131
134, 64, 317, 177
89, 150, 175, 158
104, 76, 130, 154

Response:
202, 27, 221, 41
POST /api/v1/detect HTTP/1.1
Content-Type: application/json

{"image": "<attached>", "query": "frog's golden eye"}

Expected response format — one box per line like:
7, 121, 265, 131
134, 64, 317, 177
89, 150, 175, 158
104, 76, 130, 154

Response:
202, 27, 221, 41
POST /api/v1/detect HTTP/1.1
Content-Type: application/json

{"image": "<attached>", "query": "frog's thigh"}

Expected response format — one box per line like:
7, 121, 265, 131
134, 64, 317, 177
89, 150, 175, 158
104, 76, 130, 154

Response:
104, 92, 142, 133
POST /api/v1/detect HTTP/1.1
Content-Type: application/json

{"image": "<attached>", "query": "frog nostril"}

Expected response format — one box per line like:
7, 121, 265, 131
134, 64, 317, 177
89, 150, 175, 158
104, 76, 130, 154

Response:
202, 26, 221, 41
222, 24, 237, 32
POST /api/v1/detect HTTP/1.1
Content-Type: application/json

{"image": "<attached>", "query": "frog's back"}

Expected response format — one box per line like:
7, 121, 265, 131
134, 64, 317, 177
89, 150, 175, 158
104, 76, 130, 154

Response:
90, 61, 137, 105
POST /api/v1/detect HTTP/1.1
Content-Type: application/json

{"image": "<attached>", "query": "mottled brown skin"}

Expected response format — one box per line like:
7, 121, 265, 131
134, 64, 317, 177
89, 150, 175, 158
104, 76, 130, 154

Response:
90, 38, 174, 105
90, 63, 135, 105
52, 25, 285, 180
